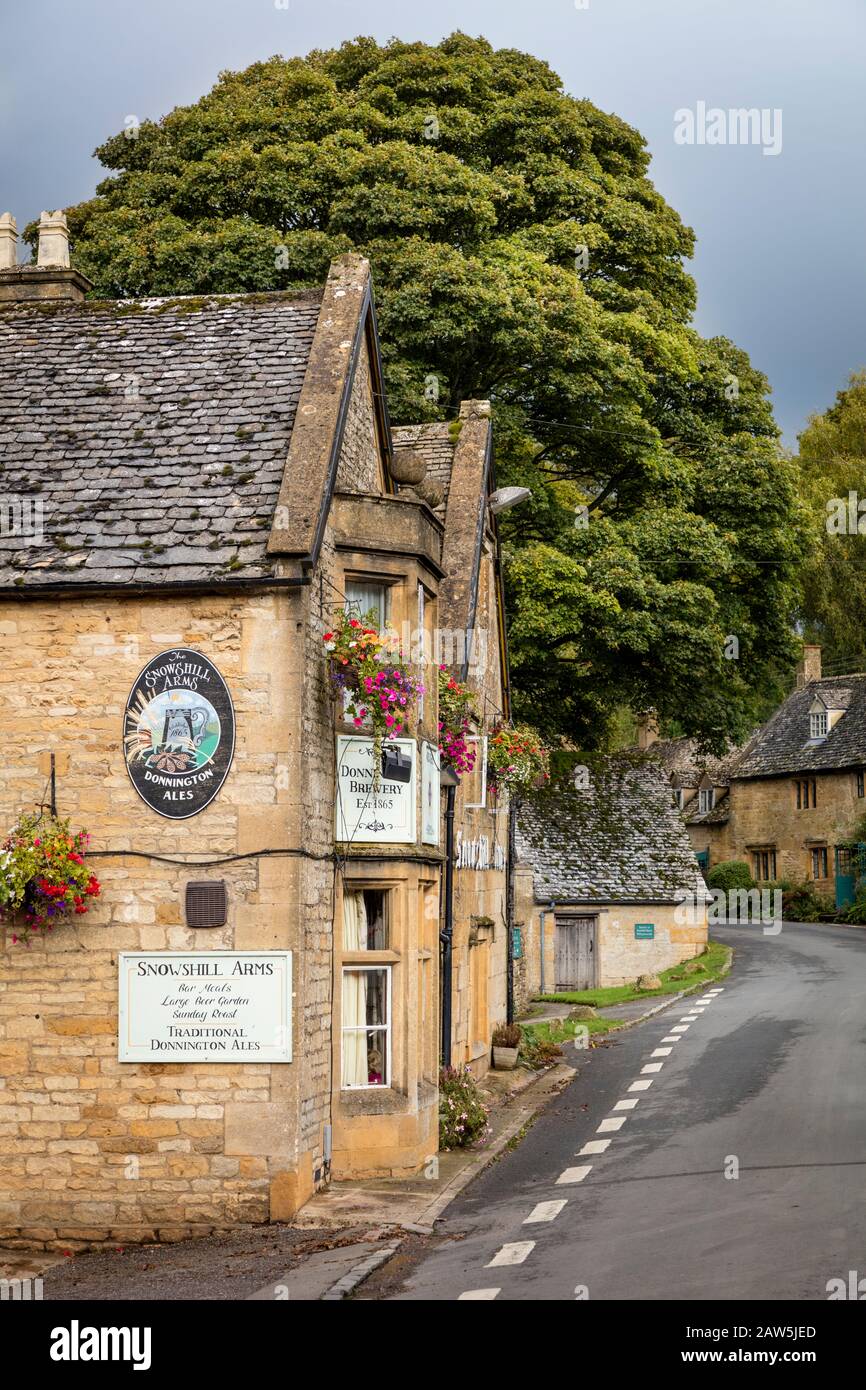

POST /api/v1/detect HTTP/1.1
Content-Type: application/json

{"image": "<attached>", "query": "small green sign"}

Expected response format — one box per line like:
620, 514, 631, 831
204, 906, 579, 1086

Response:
512, 927, 523, 960
634, 922, 655, 940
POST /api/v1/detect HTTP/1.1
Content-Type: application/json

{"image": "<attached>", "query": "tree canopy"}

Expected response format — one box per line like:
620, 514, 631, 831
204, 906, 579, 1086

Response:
796, 370, 866, 675
54, 32, 806, 748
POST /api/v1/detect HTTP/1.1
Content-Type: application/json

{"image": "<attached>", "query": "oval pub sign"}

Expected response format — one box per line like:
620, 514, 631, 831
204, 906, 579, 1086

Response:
123, 648, 235, 819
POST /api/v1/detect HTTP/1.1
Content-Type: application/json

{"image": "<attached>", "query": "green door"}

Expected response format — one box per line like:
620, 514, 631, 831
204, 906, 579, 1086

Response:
835, 846, 856, 909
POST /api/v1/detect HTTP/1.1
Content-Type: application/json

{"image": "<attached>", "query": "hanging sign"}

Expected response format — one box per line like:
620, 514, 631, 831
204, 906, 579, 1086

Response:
118, 952, 292, 1062
336, 736, 416, 843
123, 648, 235, 819
421, 741, 440, 846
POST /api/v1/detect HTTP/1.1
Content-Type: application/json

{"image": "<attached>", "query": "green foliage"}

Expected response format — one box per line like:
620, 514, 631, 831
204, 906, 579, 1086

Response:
438, 1065, 491, 1149
840, 892, 866, 925
59, 34, 805, 747
781, 883, 835, 923
517, 1024, 565, 1068
796, 370, 866, 673
707, 860, 754, 892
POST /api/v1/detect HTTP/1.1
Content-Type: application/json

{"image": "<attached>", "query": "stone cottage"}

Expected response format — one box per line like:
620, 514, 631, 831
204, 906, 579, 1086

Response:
650, 647, 866, 903
513, 755, 709, 1005
0, 212, 510, 1251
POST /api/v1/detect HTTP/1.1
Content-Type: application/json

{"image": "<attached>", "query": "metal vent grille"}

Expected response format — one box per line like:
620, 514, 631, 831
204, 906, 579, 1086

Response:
185, 880, 227, 929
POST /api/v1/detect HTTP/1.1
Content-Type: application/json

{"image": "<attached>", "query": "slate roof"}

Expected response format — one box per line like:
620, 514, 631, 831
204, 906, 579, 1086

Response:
732, 675, 866, 777
0, 291, 322, 589
649, 736, 746, 788
516, 755, 707, 904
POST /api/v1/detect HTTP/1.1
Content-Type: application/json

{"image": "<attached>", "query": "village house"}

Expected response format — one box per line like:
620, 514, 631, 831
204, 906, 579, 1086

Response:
648, 647, 866, 906
512, 755, 709, 1009
0, 212, 510, 1251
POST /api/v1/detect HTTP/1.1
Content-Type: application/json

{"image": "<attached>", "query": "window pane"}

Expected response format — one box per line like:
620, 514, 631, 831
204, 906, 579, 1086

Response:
342, 968, 389, 1088
363, 890, 388, 950
345, 581, 386, 628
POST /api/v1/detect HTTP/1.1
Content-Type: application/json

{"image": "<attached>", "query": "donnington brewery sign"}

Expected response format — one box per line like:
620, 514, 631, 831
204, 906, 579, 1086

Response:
123, 648, 235, 818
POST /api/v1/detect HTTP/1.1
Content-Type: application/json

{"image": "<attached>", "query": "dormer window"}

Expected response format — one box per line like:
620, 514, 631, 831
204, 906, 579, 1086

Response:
698, 787, 715, 814
810, 711, 828, 739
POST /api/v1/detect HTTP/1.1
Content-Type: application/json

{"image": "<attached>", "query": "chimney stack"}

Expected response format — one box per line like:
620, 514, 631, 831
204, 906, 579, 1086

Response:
636, 710, 660, 750
0, 207, 92, 305
0, 213, 17, 270
36, 209, 71, 268
795, 644, 822, 689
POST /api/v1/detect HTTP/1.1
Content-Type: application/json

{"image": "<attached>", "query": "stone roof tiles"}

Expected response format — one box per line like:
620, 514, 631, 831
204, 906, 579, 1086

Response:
516, 755, 707, 904
0, 290, 322, 589
732, 675, 866, 777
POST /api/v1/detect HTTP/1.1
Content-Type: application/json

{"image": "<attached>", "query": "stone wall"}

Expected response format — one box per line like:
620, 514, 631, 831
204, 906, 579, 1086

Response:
686, 769, 863, 888
0, 589, 330, 1250
513, 864, 707, 996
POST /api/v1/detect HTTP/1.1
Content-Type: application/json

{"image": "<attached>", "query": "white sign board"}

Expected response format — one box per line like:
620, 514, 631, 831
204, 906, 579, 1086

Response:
118, 952, 292, 1063
421, 741, 440, 846
335, 736, 416, 843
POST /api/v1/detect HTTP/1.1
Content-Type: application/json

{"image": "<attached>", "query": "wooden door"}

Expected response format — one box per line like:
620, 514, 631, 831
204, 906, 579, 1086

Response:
555, 915, 596, 991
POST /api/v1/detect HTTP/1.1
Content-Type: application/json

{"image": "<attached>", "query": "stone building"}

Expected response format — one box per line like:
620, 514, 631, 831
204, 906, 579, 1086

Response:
392, 417, 511, 1076
0, 213, 510, 1251
513, 756, 708, 1006
650, 647, 866, 903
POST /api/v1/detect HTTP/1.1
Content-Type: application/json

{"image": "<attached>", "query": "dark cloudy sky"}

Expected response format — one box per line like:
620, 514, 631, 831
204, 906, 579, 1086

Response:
2, 0, 864, 445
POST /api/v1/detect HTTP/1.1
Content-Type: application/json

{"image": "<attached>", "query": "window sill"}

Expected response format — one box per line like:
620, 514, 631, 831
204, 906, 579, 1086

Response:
342, 950, 400, 965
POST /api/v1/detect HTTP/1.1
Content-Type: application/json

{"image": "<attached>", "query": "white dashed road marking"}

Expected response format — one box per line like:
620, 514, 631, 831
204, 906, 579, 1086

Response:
629, 1078, 653, 1092
642, 1062, 664, 1074
459, 1288, 501, 1300
597, 1115, 626, 1131
524, 1200, 567, 1224
614, 1098, 639, 1110
651, 1047, 673, 1057
487, 1241, 535, 1267
557, 1165, 592, 1185
579, 1138, 611, 1154
672, 1025, 690, 1033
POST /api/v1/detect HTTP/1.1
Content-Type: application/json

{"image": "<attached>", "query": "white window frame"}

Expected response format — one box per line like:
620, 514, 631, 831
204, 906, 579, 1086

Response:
810, 711, 828, 739
340, 964, 392, 1091
698, 787, 715, 814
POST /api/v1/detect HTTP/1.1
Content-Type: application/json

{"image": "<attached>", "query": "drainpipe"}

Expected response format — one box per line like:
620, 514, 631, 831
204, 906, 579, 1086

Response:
440, 779, 456, 1068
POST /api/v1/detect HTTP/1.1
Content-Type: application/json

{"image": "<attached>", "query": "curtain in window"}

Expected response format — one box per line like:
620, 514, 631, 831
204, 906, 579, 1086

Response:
345, 582, 385, 628
342, 892, 369, 1087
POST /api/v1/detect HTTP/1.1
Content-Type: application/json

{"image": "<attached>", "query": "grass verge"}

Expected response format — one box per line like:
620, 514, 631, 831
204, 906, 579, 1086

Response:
532, 939, 730, 1011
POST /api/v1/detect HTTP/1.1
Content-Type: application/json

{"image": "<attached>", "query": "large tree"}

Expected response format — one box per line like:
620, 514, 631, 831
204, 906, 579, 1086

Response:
796, 370, 866, 675
52, 33, 805, 748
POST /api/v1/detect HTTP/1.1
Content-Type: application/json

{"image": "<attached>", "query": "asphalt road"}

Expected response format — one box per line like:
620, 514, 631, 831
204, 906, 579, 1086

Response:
383, 922, 866, 1301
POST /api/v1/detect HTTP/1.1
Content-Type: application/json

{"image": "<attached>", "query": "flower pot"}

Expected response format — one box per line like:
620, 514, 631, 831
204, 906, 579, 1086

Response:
492, 1045, 519, 1071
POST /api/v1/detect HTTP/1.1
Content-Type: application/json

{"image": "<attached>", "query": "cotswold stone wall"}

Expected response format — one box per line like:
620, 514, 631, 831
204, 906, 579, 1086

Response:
0, 589, 328, 1251
513, 872, 707, 996
687, 770, 862, 887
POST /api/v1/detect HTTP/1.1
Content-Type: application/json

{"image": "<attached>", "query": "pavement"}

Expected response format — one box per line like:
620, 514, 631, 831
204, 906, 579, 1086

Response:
355, 921, 866, 1301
